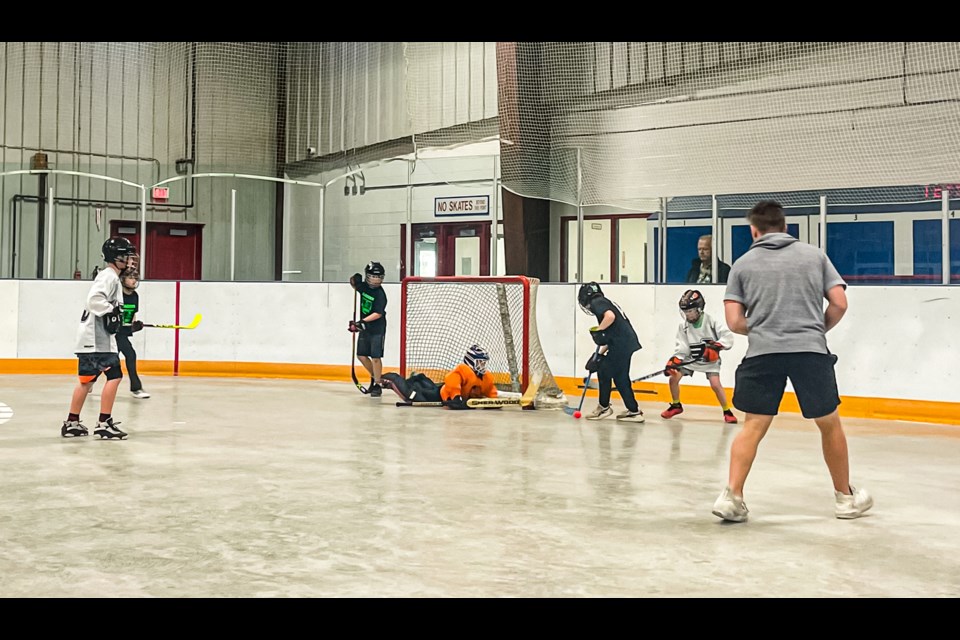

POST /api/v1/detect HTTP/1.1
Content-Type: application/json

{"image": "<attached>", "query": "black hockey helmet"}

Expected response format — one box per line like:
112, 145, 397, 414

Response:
101, 236, 137, 264
679, 289, 705, 320
578, 282, 603, 315
464, 344, 490, 377
365, 261, 385, 284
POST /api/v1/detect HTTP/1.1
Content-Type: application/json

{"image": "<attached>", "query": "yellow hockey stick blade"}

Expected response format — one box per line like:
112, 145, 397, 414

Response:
465, 398, 521, 408
144, 313, 203, 330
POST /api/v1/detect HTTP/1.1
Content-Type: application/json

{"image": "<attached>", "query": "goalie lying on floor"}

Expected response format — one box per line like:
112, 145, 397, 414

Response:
382, 344, 497, 410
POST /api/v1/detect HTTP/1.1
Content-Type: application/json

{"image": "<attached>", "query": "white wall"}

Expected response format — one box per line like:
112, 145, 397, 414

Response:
5, 279, 958, 406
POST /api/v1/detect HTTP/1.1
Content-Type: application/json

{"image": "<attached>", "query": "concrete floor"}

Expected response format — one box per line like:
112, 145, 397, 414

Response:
0, 373, 957, 598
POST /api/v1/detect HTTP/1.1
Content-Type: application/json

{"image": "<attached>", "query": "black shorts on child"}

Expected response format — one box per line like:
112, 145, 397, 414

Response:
357, 332, 385, 359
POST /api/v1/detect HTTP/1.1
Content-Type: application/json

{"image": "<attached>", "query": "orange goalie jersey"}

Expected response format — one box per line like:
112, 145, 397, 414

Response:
440, 363, 498, 401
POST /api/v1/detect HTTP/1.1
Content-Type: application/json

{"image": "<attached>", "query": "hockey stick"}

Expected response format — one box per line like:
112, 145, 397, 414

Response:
395, 397, 523, 409
564, 346, 600, 416
396, 372, 542, 409
580, 359, 700, 389
350, 288, 370, 395
143, 313, 202, 330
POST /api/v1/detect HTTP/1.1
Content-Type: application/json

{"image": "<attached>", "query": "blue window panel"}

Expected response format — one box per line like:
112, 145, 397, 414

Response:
914, 218, 960, 283
731, 224, 800, 263
826, 221, 894, 283
653, 226, 711, 283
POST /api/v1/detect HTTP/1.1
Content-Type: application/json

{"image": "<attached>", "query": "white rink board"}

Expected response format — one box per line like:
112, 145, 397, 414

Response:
0, 280, 18, 359
9, 279, 960, 404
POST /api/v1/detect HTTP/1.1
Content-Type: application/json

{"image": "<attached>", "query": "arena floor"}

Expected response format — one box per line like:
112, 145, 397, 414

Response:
0, 373, 957, 598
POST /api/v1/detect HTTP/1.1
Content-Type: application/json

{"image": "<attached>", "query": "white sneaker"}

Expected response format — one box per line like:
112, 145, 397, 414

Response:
616, 410, 645, 423
712, 486, 749, 522
131, 389, 151, 399
585, 405, 613, 421
835, 486, 873, 519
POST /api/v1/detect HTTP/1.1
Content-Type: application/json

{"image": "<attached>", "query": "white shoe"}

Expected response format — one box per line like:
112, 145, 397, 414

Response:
616, 410, 645, 423
835, 486, 873, 519
712, 486, 749, 522
131, 389, 151, 399
585, 405, 613, 421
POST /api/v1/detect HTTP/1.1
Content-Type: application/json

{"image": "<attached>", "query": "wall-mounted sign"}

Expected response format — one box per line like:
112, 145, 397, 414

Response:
435, 195, 490, 217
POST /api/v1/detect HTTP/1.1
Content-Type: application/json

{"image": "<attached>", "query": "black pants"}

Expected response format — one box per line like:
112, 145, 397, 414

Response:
596, 348, 638, 413
116, 332, 143, 392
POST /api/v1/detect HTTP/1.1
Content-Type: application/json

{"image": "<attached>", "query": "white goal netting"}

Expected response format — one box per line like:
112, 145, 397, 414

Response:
401, 276, 566, 408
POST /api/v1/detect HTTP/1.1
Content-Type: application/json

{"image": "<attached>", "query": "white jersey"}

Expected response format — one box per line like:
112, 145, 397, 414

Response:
672, 311, 735, 374
74, 267, 122, 354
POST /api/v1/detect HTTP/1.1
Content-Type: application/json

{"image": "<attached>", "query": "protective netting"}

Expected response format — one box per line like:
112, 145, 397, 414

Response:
496, 42, 960, 210
402, 276, 566, 408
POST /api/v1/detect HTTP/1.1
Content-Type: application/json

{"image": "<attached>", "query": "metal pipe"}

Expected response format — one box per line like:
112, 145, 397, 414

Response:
46, 186, 54, 278
491, 155, 499, 277
318, 185, 325, 281
660, 197, 668, 283
231, 188, 237, 281
576, 148, 583, 283
943, 190, 950, 285
711, 194, 718, 280
820, 195, 827, 251
139, 186, 147, 280
406, 160, 413, 278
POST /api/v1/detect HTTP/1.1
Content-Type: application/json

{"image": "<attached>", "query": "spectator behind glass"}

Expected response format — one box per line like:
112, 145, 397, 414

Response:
686, 235, 731, 284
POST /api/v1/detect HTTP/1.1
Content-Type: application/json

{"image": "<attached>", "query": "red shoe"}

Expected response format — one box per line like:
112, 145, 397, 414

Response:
661, 403, 683, 419
723, 410, 738, 424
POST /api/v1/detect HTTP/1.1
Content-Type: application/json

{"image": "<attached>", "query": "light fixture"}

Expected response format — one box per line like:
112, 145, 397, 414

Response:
358, 172, 366, 195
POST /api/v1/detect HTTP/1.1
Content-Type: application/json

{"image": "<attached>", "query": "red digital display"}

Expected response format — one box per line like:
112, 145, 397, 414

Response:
924, 184, 960, 199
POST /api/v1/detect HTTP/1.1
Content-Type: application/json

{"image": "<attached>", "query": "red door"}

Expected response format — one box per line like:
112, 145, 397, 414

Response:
109, 221, 203, 280
402, 221, 490, 278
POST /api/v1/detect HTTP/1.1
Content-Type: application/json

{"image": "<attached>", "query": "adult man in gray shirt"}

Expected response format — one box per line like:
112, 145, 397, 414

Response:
712, 200, 873, 523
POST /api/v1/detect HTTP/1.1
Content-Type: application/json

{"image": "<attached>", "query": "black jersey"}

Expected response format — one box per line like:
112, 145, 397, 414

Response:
357, 282, 387, 334
588, 296, 641, 353
119, 289, 139, 336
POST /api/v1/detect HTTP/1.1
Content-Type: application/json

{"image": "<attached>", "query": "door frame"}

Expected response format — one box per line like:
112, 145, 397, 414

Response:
560, 212, 652, 282
401, 221, 491, 278
110, 220, 204, 280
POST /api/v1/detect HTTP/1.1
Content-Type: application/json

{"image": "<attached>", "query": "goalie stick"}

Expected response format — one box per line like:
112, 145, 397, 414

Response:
396, 372, 542, 409
142, 313, 203, 330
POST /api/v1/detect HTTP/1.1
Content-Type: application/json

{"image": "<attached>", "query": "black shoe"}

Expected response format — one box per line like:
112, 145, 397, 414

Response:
369, 383, 383, 397
61, 420, 88, 438
94, 418, 128, 440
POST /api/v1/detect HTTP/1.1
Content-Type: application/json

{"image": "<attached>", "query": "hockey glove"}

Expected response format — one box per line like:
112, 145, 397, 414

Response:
584, 351, 603, 373
448, 395, 469, 410
103, 304, 123, 335
349, 273, 363, 290
131, 320, 144, 333
348, 320, 367, 333
700, 340, 722, 363
664, 356, 685, 377
589, 326, 609, 346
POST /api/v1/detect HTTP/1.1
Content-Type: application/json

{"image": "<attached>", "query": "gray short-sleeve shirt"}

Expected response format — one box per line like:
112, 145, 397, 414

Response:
724, 232, 846, 358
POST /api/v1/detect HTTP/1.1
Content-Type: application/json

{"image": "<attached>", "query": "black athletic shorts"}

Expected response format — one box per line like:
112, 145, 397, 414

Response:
77, 352, 123, 381
357, 332, 385, 358
732, 352, 840, 419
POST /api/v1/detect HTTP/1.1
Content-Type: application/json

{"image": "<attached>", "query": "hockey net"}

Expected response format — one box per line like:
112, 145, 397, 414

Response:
401, 276, 566, 409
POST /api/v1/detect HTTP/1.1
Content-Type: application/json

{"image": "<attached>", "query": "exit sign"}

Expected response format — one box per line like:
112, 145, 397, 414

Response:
152, 187, 169, 201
